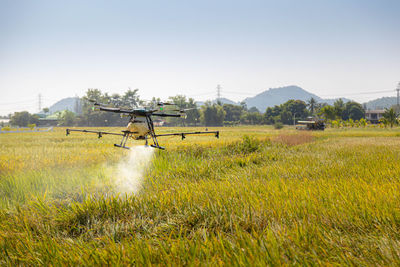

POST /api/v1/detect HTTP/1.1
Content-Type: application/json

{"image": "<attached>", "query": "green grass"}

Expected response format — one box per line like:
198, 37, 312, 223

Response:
1, 126, 400, 265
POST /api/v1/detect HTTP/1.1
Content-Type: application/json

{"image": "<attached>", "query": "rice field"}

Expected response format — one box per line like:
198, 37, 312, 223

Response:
1, 126, 400, 265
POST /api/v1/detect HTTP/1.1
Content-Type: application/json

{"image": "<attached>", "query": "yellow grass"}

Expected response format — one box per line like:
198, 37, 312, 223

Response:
1, 126, 400, 265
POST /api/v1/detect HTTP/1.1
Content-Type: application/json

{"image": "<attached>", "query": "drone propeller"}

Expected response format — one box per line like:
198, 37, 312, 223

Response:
157, 102, 175, 106
171, 108, 197, 113
88, 99, 106, 106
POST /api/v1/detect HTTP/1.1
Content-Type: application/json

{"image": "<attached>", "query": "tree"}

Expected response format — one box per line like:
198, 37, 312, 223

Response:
110, 93, 123, 107
248, 106, 260, 113
348, 106, 364, 121
307, 97, 317, 115
58, 110, 76, 126
342, 101, 364, 120
122, 88, 141, 108
201, 102, 225, 126
333, 99, 345, 119
83, 88, 103, 103
42, 107, 49, 114
315, 102, 326, 114
319, 105, 336, 120
280, 109, 293, 125
286, 100, 308, 118
223, 104, 244, 123
264, 106, 282, 124
79, 89, 126, 126
240, 111, 264, 125
185, 98, 200, 126
239, 101, 247, 111
81, 89, 108, 126
263, 100, 308, 125
168, 95, 187, 109
166, 95, 187, 126
284, 100, 309, 124
10, 111, 39, 127
166, 95, 199, 126
382, 108, 398, 128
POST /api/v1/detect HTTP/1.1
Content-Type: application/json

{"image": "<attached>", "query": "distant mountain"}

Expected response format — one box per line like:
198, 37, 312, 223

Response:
196, 97, 238, 107
243, 85, 351, 112
364, 97, 396, 110
217, 98, 238, 105
49, 97, 82, 114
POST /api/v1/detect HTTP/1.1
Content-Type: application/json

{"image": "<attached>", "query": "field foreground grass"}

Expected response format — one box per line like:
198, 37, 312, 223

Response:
1, 126, 400, 265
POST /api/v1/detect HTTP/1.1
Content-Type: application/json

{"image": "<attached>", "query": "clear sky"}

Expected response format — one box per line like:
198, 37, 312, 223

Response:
0, 0, 399, 115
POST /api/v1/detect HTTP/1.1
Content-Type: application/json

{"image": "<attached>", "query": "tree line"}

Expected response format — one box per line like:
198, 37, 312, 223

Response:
7, 89, 398, 128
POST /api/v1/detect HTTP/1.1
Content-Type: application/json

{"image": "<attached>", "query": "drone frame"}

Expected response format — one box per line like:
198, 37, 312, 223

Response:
66, 101, 219, 150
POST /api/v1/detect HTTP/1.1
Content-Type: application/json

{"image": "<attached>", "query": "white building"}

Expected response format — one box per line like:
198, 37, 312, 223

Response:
365, 110, 385, 124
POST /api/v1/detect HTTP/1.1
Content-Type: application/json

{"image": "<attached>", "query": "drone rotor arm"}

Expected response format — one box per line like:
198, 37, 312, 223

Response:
151, 113, 181, 117
155, 131, 219, 140
98, 106, 134, 114
66, 129, 125, 138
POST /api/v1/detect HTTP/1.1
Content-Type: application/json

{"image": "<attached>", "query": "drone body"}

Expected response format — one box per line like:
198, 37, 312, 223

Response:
66, 100, 219, 149
126, 116, 150, 139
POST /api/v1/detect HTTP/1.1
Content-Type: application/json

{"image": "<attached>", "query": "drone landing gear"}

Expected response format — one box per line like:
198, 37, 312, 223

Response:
114, 131, 133, 149
150, 144, 165, 150
142, 135, 164, 149
143, 116, 165, 150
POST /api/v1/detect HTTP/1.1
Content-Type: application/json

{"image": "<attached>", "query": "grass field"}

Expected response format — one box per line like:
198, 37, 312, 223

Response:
1, 126, 400, 265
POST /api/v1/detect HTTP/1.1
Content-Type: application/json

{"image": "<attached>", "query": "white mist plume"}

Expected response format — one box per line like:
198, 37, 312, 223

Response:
114, 146, 154, 195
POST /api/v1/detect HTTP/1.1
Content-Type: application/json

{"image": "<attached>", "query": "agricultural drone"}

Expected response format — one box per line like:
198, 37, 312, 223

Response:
66, 100, 219, 150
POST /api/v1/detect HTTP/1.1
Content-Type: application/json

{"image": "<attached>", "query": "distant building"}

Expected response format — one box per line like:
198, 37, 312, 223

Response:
365, 110, 385, 124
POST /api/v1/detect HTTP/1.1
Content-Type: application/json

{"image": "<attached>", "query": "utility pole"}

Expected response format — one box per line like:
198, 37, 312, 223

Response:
38, 94, 42, 112
216, 84, 221, 101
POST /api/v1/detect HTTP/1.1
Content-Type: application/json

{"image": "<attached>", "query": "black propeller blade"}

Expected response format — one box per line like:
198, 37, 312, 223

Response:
171, 108, 197, 113
157, 102, 175, 106
88, 99, 102, 106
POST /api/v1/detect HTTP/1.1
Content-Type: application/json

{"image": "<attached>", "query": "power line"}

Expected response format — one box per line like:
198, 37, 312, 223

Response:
319, 89, 396, 97
224, 91, 256, 96
0, 96, 59, 107
0, 99, 37, 105
186, 91, 215, 97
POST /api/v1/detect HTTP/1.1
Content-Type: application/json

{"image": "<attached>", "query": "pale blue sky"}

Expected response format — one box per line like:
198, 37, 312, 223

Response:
0, 0, 399, 114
